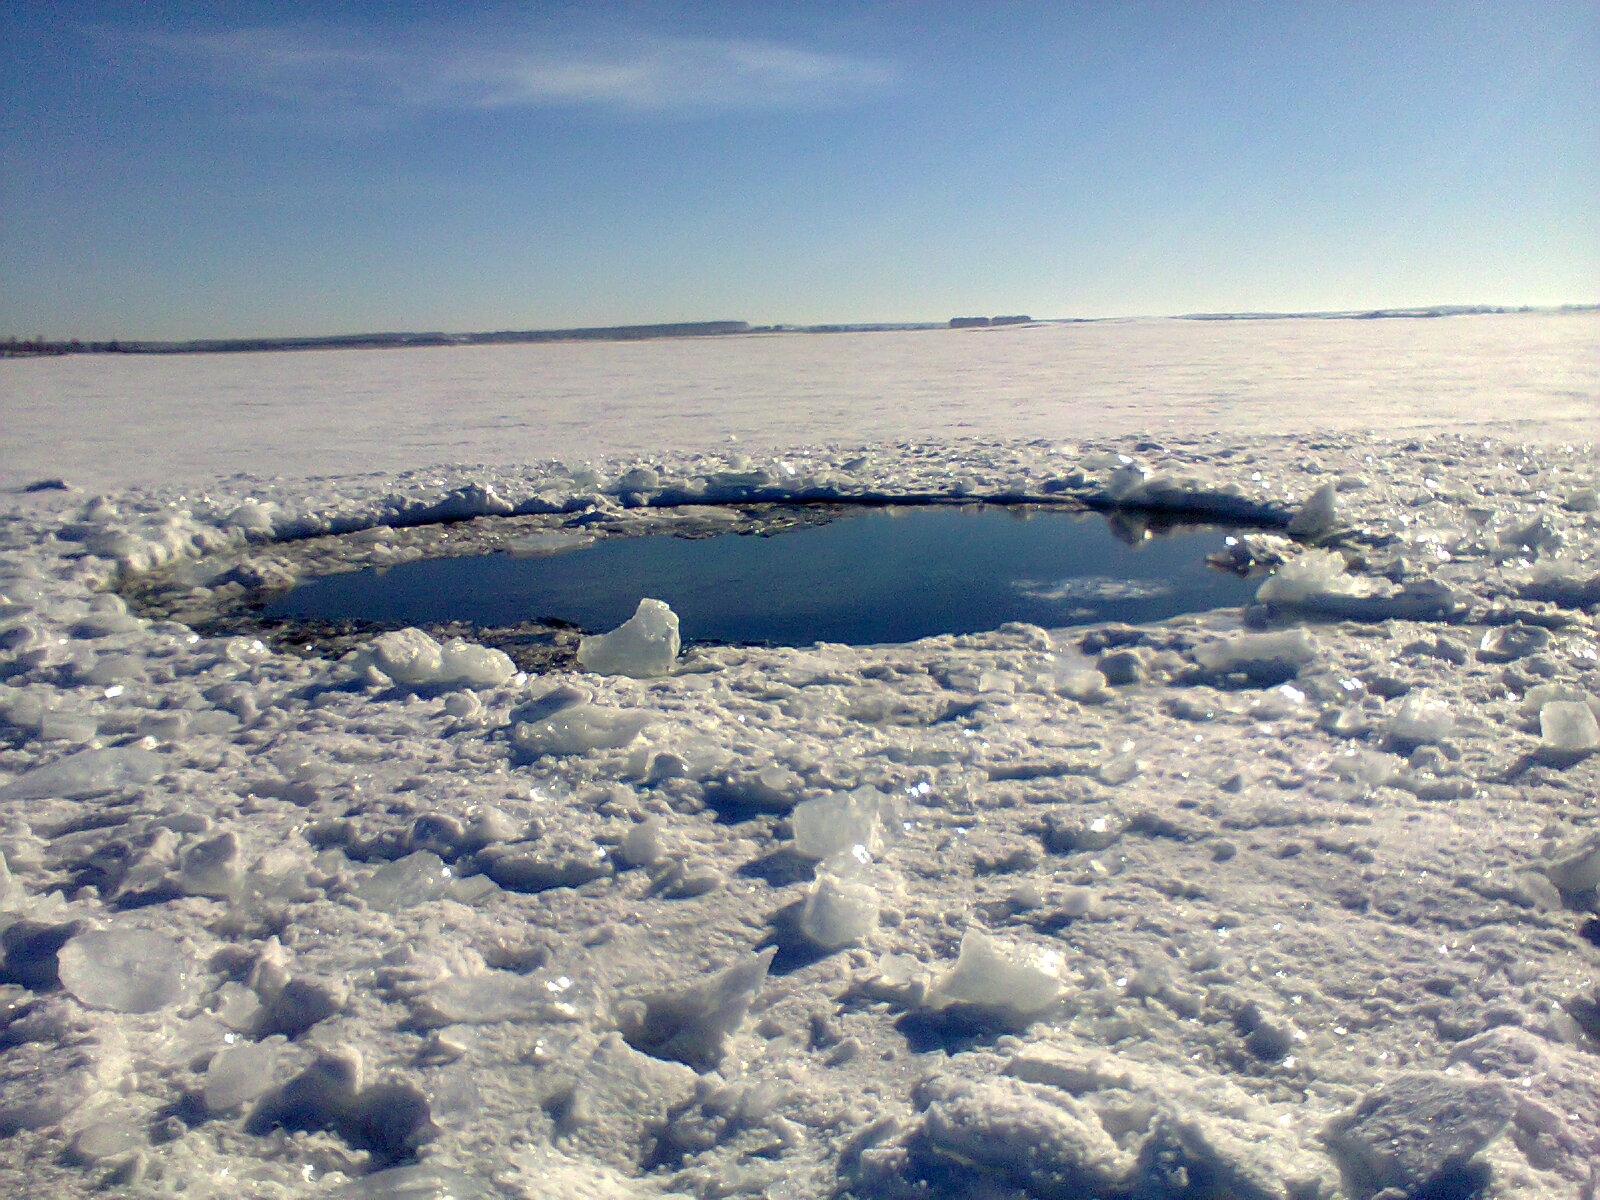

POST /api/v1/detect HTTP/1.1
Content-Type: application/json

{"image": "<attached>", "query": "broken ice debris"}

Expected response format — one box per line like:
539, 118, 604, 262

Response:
1543, 831, 1600, 898
0, 744, 162, 801
328, 1164, 500, 1200
923, 929, 1064, 1023
619, 818, 664, 867
57, 927, 189, 1012
1192, 629, 1317, 681
204, 1035, 302, 1114
799, 867, 880, 949
790, 787, 897, 860
1324, 1072, 1512, 1198
509, 703, 652, 756
1539, 701, 1600, 755
178, 831, 245, 899
0, 851, 23, 911
1477, 621, 1552, 662
412, 970, 583, 1026
911, 1076, 1136, 1197
354, 851, 455, 911
1286, 481, 1338, 536
247, 1050, 435, 1166
1253, 548, 1358, 605
1385, 694, 1455, 745
577, 597, 680, 677
349, 627, 515, 691
0, 1038, 114, 1134
619, 948, 775, 1071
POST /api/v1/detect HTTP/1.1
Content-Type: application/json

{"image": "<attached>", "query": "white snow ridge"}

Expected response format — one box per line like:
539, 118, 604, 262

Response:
2, 397, 1599, 1195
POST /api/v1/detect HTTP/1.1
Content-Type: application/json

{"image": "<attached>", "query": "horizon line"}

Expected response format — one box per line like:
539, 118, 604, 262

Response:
5, 302, 1597, 354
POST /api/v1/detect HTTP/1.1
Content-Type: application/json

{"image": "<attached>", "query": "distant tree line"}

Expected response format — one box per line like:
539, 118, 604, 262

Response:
2, 336, 86, 357
0, 322, 755, 358
949, 315, 1033, 328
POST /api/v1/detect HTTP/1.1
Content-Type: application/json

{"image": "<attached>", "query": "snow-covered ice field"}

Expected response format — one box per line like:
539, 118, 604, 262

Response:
1, 312, 1598, 1199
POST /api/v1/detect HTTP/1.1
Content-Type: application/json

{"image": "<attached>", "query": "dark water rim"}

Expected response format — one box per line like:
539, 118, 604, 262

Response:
118, 498, 1294, 673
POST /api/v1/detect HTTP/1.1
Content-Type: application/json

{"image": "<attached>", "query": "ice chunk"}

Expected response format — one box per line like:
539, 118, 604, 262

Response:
619, 948, 775, 1071
1545, 831, 1600, 896
68, 1121, 140, 1164
924, 929, 1064, 1021
224, 500, 277, 532
799, 869, 880, 949
247, 1050, 435, 1165
1386, 694, 1454, 745
1052, 668, 1110, 703
1095, 745, 1142, 786
504, 530, 595, 557
483, 838, 612, 892
1329, 748, 1399, 788
355, 851, 455, 912
0, 851, 24, 911
577, 598, 680, 678
616, 466, 661, 492
0, 745, 162, 801
790, 787, 896, 860
705, 764, 808, 813
1286, 481, 1338, 536
1192, 630, 1318, 681
349, 628, 514, 691
548, 1034, 698, 1174
1518, 683, 1600, 720
329, 1164, 500, 1200
914, 1076, 1136, 1196
619, 818, 665, 867
205, 1036, 301, 1113
1564, 485, 1599, 512
179, 831, 246, 899
435, 639, 518, 689
1539, 701, 1600, 754
509, 704, 652, 757
256, 976, 346, 1039
413, 971, 580, 1026
1477, 622, 1552, 662
57, 927, 190, 1012
1254, 549, 1359, 604
1325, 1073, 1511, 1198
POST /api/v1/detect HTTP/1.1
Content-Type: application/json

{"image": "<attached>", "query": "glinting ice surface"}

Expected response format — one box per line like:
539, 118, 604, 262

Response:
0, 316, 1597, 1199
56, 928, 190, 1013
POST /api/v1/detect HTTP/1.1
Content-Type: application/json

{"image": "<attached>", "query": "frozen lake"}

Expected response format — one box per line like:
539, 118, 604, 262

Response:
3, 312, 1595, 493
0, 312, 1597, 1199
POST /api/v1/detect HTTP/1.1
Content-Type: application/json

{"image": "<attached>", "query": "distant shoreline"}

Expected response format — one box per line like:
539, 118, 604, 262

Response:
3, 304, 1594, 359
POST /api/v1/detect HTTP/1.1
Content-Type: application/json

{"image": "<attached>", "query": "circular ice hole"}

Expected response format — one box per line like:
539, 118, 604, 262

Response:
258, 504, 1259, 649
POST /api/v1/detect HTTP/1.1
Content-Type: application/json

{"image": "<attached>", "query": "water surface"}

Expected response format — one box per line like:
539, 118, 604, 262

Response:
264, 504, 1257, 646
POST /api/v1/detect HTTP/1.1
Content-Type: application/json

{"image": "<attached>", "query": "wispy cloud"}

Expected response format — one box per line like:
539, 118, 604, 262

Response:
102, 22, 897, 121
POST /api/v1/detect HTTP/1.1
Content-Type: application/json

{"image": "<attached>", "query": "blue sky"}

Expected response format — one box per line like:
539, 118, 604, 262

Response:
2, 1, 1595, 339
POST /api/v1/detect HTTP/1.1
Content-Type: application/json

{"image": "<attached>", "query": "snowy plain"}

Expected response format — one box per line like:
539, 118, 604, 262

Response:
0, 312, 1598, 1199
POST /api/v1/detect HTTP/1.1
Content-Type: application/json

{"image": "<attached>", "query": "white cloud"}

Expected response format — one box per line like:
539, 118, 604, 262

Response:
107, 22, 897, 119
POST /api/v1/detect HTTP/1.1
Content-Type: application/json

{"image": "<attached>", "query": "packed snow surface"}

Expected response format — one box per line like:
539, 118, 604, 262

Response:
0, 314, 1598, 1199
